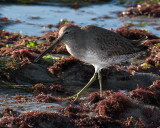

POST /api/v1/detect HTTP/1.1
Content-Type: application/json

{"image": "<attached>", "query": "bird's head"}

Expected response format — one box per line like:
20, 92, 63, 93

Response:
34, 25, 80, 62
58, 25, 80, 44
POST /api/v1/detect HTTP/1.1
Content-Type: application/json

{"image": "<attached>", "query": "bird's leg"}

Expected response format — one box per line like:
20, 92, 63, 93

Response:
64, 72, 98, 102
98, 71, 103, 97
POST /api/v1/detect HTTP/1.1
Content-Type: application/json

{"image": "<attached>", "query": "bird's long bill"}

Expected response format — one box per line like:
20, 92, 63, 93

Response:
34, 38, 60, 63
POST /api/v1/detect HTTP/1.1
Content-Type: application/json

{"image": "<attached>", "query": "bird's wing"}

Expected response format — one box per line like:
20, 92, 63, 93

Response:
82, 25, 147, 57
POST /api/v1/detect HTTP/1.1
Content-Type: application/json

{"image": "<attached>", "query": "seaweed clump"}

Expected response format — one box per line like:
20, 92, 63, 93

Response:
0, 17, 10, 24
2, 107, 19, 117
60, 103, 122, 128
120, 2, 160, 17
33, 83, 48, 94
0, 30, 39, 82
12, 94, 29, 103
33, 83, 67, 96
36, 93, 62, 103
0, 111, 75, 128
0, 110, 122, 128
48, 56, 80, 76
33, 83, 69, 103
49, 84, 67, 94
130, 80, 160, 106
80, 91, 112, 112
137, 40, 160, 73
79, 91, 132, 119
95, 92, 131, 118
114, 27, 158, 40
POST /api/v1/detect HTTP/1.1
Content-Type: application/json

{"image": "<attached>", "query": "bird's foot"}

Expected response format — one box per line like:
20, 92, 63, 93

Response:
63, 93, 80, 103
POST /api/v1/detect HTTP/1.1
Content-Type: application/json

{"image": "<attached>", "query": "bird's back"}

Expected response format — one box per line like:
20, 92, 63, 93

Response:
78, 25, 148, 69
81, 25, 147, 57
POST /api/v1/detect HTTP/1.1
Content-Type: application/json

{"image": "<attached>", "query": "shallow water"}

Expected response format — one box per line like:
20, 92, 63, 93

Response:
1, 4, 160, 38
0, 3, 159, 37
1, 3, 160, 36
0, 92, 62, 113
0, 3, 125, 36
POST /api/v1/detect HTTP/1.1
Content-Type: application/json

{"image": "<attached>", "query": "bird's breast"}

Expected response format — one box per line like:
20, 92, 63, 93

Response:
66, 44, 72, 55
65, 44, 82, 59
66, 44, 88, 61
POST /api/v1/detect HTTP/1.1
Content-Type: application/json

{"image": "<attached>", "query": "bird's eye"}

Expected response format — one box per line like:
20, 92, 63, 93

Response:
64, 31, 69, 34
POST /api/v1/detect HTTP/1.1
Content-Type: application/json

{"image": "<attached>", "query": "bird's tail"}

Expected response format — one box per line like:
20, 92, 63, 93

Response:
133, 35, 148, 46
131, 36, 148, 52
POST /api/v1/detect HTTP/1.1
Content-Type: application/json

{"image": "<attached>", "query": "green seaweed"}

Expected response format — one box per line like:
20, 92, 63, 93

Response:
138, 22, 146, 27
42, 55, 60, 62
27, 41, 43, 48
20, 39, 26, 45
59, 18, 69, 24
4, 36, 8, 39
141, 63, 151, 69
155, 62, 160, 67
8, 84, 32, 89
138, 0, 160, 3
141, 28, 149, 33
6, 44, 13, 48
141, 63, 147, 67
155, 43, 160, 48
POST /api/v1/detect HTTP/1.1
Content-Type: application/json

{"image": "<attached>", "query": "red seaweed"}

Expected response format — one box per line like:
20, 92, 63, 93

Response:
120, 2, 160, 17
36, 93, 62, 103
130, 87, 160, 106
48, 56, 79, 75
95, 92, 131, 118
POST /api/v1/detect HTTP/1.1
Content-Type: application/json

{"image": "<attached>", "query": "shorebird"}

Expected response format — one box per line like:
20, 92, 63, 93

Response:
34, 25, 147, 101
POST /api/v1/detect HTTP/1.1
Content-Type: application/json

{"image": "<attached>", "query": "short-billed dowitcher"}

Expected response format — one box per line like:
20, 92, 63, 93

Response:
34, 25, 147, 101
